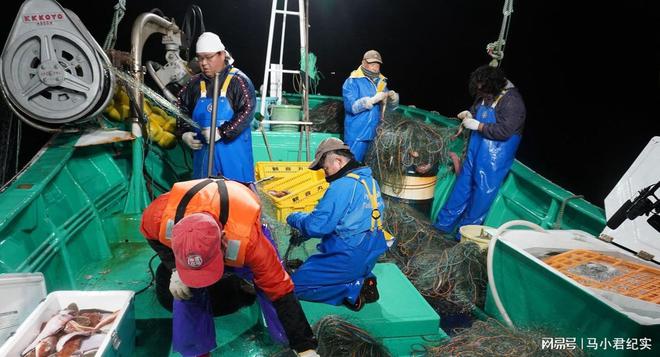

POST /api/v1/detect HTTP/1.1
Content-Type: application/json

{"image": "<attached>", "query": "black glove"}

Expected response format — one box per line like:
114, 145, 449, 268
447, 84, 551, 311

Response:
289, 228, 305, 247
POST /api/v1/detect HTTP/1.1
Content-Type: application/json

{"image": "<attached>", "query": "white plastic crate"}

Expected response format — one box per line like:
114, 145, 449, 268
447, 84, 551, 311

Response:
0, 289, 135, 357
0, 273, 47, 345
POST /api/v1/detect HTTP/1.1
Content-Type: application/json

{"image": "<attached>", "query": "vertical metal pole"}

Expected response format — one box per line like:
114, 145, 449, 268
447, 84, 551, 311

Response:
207, 73, 220, 177
297, 120, 303, 161
297, 0, 306, 48
279, 0, 289, 66
259, 123, 274, 161
276, 0, 290, 103
296, 0, 306, 161
260, 0, 278, 117
304, 0, 311, 161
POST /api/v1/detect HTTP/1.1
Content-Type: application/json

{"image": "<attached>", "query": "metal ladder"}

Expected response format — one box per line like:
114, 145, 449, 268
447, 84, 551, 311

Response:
259, 0, 312, 161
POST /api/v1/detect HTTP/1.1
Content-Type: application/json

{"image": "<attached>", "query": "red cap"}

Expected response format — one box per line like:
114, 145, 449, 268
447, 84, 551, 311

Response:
140, 193, 170, 240
172, 213, 224, 288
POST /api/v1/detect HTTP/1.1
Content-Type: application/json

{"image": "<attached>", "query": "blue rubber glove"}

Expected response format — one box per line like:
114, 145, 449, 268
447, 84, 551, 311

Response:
286, 212, 305, 228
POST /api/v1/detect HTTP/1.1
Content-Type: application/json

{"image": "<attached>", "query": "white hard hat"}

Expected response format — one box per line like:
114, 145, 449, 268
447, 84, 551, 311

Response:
196, 32, 225, 53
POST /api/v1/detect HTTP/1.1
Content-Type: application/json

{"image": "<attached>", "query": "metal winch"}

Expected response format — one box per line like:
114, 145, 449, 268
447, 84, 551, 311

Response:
0, 0, 114, 131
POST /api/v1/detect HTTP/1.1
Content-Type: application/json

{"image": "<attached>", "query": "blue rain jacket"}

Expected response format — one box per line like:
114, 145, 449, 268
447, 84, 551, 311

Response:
287, 166, 388, 305
433, 94, 522, 238
342, 67, 397, 161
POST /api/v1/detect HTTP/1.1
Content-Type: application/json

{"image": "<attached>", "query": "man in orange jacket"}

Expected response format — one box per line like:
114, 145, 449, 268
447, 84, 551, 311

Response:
140, 178, 318, 357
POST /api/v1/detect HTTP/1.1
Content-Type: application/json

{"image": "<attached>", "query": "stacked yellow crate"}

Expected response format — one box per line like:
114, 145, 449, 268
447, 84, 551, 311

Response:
256, 162, 328, 222
255, 161, 310, 181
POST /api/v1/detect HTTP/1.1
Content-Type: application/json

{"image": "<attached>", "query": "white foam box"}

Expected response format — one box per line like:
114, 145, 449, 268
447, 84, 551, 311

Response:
0, 288, 135, 357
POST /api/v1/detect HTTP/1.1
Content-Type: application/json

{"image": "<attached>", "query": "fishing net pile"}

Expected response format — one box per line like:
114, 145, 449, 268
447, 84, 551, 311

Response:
256, 188, 314, 264
365, 111, 457, 193
313, 315, 391, 357
382, 199, 488, 315
425, 318, 586, 357
309, 100, 344, 133
256, 189, 290, 250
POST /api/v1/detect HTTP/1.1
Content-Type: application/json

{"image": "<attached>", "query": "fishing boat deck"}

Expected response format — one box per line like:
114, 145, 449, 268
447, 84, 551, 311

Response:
0, 91, 614, 355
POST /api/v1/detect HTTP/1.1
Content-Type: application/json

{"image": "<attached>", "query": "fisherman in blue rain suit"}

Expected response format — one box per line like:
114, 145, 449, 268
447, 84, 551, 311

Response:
434, 65, 526, 239
286, 138, 390, 311
178, 32, 256, 182
342, 50, 399, 161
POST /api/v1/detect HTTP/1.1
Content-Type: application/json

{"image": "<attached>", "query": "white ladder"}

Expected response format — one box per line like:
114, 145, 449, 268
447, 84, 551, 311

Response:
259, 0, 311, 161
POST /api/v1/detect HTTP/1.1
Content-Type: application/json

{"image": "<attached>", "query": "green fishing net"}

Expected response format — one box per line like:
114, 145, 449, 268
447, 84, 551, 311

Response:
314, 315, 391, 357
365, 111, 459, 194
309, 100, 344, 133
425, 318, 586, 357
382, 199, 487, 315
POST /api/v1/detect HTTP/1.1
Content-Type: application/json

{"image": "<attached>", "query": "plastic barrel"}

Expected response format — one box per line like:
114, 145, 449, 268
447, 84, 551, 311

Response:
270, 105, 301, 132
459, 225, 496, 250
381, 174, 437, 217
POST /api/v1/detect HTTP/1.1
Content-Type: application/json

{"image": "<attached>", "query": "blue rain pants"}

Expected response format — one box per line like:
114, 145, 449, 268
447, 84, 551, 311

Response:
433, 102, 521, 239
291, 229, 387, 305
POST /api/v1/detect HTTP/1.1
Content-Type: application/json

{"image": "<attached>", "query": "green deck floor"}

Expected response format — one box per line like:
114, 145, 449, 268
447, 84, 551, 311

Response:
76, 243, 447, 356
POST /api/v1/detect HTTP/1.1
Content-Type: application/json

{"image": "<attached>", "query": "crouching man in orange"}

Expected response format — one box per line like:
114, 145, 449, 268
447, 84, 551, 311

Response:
140, 178, 318, 357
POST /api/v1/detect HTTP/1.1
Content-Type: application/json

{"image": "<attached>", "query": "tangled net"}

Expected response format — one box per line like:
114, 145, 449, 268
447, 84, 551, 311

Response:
256, 189, 290, 248
382, 199, 487, 315
365, 112, 457, 194
408, 243, 487, 313
425, 318, 586, 357
309, 100, 344, 133
313, 315, 391, 357
256, 188, 314, 264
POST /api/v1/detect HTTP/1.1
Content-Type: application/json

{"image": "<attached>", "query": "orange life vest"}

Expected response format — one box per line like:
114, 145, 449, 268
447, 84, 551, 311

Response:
157, 178, 261, 267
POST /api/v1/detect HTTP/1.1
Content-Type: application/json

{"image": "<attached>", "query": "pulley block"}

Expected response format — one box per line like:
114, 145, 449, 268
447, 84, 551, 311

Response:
0, 0, 114, 131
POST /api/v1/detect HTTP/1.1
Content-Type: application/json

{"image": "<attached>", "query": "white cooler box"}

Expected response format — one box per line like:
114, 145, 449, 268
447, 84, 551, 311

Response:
485, 137, 660, 356
0, 273, 135, 357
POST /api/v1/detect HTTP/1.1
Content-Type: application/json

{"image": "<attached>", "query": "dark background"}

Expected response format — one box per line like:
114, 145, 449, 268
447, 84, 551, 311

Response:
1, 0, 659, 206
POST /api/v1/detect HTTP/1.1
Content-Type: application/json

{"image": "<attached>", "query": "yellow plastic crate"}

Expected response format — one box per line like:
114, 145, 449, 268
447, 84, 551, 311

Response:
263, 169, 328, 207
274, 180, 327, 208
275, 203, 318, 222
261, 168, 329, 222
255, 161, 311, 181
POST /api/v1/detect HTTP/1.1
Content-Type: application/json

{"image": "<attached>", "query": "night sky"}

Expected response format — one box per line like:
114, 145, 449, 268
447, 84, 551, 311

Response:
2, 0, 659, 206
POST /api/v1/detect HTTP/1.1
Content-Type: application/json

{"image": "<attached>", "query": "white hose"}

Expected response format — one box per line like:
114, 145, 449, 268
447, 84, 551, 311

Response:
487, 220, 546, 328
